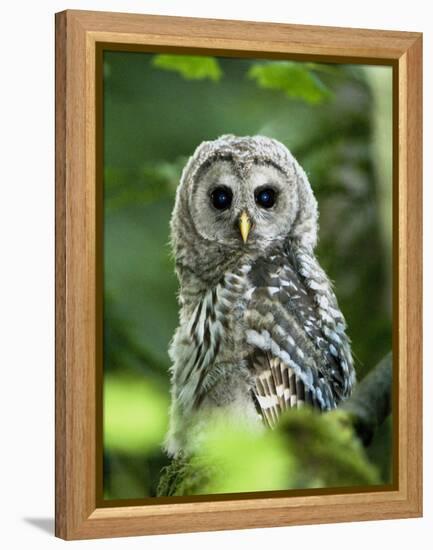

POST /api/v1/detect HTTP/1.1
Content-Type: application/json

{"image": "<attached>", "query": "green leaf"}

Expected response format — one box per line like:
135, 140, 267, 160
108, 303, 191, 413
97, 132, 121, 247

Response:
104, 375, 169, 454
197, 416, 294, 494
158, 414, 294, 496
158, 407, 380, 496
280, 408, 380, 488
248, 61, 332, 104
152, 54, 222, 81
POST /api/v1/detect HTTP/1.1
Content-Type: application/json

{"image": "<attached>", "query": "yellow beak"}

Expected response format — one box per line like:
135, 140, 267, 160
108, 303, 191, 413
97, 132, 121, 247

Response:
239, 211, 251, 244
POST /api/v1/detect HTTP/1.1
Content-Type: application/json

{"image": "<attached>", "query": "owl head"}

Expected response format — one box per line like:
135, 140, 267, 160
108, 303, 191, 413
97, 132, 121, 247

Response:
171, 135, 318, 285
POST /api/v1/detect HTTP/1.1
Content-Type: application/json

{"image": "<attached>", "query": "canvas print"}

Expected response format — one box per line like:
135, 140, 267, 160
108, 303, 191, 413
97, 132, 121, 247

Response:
102, 51, 393, 500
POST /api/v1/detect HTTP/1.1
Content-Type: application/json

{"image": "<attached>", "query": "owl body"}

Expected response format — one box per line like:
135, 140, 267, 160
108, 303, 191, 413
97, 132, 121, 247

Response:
165, 135, 355, 457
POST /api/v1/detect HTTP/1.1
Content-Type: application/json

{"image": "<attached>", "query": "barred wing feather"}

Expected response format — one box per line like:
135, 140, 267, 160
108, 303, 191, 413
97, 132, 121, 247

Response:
245, 245, 354, 427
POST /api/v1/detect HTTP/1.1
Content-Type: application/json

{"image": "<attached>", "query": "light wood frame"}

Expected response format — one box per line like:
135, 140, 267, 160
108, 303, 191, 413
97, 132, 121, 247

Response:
55, 9, 423, 540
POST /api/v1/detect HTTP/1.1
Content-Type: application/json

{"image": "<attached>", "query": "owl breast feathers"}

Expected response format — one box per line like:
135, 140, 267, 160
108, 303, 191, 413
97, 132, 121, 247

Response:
165, 135, 355, 457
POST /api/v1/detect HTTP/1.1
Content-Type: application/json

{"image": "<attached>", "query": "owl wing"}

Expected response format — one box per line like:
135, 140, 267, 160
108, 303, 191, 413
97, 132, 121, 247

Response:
244, 244, 354, 428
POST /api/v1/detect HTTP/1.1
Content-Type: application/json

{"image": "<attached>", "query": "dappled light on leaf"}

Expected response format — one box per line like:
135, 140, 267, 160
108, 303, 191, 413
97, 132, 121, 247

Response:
152, 55, 222, 81
248, 61, 332, 104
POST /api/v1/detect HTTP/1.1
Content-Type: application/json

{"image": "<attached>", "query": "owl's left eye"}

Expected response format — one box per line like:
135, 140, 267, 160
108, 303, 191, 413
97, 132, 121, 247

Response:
255, 187, 276, 209
210, 186, 233, 210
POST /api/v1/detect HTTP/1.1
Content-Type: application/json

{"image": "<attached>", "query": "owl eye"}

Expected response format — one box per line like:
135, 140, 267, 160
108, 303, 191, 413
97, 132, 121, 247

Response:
210, 186, 233, 210
255, 187, 276, 209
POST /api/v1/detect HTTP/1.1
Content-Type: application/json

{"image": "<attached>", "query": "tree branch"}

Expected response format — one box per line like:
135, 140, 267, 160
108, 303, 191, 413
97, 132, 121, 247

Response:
340, 352, 392, 445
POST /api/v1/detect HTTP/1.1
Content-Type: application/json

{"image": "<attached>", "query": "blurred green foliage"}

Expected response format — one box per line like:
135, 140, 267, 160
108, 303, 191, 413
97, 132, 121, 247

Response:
103, 51, 392, 499
158, 408, 380, 497
104, 374, 169, 455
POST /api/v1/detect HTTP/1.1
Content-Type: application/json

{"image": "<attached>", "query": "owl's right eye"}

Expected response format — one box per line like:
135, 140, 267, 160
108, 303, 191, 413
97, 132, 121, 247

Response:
210, 186, 233, 210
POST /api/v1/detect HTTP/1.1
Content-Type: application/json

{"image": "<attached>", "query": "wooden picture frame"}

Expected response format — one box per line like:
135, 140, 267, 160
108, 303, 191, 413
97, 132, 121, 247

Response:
55, 9, 422, 540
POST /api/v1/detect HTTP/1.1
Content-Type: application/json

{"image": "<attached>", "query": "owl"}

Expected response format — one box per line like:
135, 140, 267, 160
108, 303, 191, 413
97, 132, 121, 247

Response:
165, 135, 355, 457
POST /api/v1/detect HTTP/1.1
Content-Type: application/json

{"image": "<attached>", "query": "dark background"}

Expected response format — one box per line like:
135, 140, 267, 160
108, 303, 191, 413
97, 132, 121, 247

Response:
102, 51, 393, 499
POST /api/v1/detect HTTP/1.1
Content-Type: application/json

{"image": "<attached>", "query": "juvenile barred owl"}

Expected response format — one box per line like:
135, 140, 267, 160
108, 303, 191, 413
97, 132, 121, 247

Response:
165, 135, 355, 457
